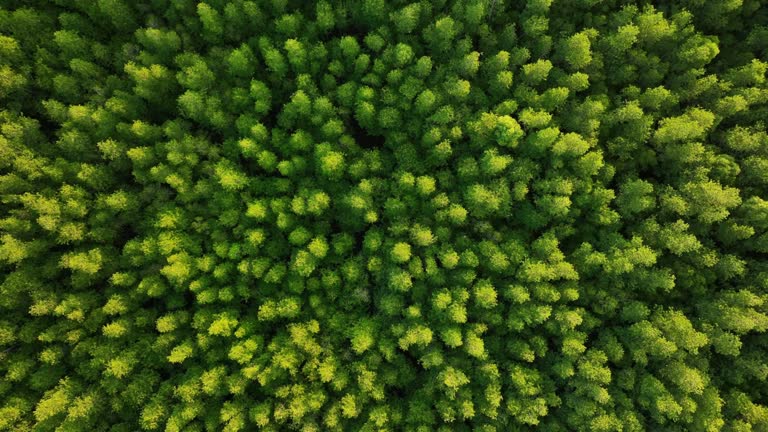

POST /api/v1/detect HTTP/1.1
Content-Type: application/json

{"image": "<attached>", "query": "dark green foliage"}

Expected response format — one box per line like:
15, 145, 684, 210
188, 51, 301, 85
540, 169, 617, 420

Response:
0, 1, 767, 431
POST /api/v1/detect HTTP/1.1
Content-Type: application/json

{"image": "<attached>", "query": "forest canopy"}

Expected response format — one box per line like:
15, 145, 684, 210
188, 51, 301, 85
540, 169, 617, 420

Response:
1, 0, 768, 431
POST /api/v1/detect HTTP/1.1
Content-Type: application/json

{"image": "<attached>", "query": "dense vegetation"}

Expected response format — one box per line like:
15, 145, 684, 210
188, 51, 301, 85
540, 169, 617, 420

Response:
1, 0, 767, 430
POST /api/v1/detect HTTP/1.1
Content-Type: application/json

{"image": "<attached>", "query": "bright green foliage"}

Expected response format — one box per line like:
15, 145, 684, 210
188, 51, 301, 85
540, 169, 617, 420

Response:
0, 1, 767, 431
390, 242, 412, 263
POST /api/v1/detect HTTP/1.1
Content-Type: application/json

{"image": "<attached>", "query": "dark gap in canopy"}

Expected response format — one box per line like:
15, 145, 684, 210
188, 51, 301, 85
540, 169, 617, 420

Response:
346, 114, 385, 149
